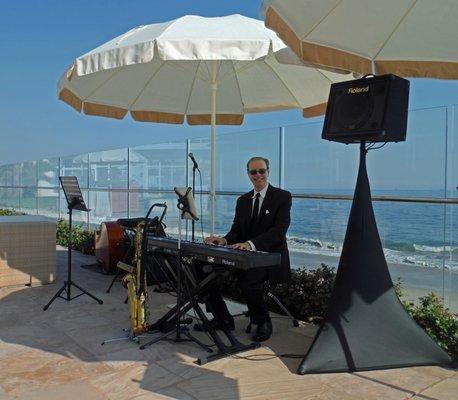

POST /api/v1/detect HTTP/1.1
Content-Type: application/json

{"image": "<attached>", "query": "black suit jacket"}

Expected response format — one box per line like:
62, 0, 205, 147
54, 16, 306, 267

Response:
224, 185, 292, 284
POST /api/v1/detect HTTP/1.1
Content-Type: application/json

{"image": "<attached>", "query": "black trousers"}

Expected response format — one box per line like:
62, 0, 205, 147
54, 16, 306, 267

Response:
200, 266, 270, 325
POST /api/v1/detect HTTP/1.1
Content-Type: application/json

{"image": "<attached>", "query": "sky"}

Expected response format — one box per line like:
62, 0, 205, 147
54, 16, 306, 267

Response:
1, 0, 458, 167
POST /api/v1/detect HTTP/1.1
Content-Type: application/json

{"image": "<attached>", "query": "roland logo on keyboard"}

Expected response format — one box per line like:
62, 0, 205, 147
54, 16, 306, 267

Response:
348, 85, 369, 94
221, 259, 236, 266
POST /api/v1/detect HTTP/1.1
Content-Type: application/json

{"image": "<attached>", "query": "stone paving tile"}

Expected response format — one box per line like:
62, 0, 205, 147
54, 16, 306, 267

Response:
85, 362, 184, 400
133, 386, 199, 400
313, 372, 411, 400
0, 348, 113, 397
8, 381, 107, 400
354, 367, 449, 396
1, 248, 455, 400
413, 376, 458, 400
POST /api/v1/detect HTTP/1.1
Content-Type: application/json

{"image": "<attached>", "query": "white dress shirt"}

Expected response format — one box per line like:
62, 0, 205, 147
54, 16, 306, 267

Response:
247, 183, 269, 251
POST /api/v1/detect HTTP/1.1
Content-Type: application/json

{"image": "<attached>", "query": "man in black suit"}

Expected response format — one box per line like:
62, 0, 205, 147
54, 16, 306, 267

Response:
199, 156, 292, 342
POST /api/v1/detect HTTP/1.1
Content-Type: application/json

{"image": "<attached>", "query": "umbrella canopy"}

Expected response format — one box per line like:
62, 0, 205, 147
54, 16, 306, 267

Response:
58, 14, 352, 232
263, 0, 458, 79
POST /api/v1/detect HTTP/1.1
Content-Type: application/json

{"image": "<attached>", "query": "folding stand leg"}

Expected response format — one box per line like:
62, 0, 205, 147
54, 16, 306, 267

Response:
101, 328, 157, 346
106, 270, 122, 293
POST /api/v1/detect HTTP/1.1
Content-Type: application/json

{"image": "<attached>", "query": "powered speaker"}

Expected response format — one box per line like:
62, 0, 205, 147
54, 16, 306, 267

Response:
322, 74, 409, 144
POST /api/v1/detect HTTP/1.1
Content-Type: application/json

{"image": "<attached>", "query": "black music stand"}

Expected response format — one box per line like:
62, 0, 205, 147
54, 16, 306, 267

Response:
43, 176, 103, 310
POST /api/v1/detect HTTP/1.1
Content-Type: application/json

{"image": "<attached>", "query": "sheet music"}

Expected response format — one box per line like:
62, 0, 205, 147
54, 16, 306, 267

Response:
59, 176, 89, 211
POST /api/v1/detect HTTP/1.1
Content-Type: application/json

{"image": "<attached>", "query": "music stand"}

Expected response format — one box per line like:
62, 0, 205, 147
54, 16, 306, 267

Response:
43, 176, 103, 310
174, 187, 198, 339
140, 187, 214, 355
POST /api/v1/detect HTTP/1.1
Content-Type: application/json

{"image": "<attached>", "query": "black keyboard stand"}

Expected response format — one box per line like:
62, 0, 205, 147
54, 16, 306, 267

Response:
140, 262, 260, 365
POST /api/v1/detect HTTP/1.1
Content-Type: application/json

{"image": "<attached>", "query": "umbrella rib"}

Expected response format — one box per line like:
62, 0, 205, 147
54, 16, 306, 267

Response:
128, 61, 167, 110
80, 68, 124, 103
183, 60, 201, 117
222, 59, 262, 82
297, 0, 343, 43
263, 58, 304, 109
168, 60, 209, 83
231, 60, 245, 113
372, 0, 419, 64
202, 60, 211, 81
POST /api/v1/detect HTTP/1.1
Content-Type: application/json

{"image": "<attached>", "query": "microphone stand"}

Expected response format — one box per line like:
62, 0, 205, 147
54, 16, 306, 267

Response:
191, 163, 197, 242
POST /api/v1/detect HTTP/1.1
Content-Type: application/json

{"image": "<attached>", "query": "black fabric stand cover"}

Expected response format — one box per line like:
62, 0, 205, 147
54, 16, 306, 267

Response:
298, 145, 452, 374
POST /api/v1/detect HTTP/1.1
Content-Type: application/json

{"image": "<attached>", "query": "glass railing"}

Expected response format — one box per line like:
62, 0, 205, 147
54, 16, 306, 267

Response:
0, 105, 456, 311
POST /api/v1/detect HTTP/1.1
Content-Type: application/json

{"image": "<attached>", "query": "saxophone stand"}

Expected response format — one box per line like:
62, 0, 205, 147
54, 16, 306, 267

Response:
140, 187, 213, 355
102, 206, 167, 346
43, 176, 103, 311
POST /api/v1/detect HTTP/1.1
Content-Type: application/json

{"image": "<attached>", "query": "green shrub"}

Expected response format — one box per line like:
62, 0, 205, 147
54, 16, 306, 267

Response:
56, 219, 95, 255
407, 295, 456, 361
221, 264, 336, 323
272, 265, 336, 323
0, 209, 23, 216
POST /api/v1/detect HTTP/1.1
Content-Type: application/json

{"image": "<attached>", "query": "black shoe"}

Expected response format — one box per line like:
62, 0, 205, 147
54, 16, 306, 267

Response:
252, 320, 272, 342
194, 318, 235, 332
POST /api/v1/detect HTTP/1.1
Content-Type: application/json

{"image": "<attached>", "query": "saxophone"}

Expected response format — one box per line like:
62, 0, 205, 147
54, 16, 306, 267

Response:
121, 221, 149, 335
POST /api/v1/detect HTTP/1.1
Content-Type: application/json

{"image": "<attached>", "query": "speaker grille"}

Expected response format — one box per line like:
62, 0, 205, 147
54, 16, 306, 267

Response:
335, 91, 373, 131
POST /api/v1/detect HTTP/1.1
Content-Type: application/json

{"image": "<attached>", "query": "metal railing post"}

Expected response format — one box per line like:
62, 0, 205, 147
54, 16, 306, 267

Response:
279, 126, 285, 189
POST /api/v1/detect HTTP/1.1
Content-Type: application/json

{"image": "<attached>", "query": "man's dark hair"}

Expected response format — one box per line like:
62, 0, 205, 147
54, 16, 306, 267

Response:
246, 156, 270, 171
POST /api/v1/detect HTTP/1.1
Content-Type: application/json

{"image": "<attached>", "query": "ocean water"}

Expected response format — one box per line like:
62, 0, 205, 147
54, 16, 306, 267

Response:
211, 189, 458, 271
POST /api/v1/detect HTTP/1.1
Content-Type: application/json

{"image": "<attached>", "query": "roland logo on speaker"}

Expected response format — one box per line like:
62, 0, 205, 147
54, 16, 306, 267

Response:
348, 86, 369, 94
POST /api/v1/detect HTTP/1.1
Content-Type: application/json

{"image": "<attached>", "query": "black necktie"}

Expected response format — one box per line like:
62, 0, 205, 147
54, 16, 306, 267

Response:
251, 192, 260, 224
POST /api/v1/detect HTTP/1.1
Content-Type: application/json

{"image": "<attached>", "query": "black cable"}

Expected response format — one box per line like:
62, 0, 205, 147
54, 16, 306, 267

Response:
227, 352, 307, 361
366, 142, 388, 151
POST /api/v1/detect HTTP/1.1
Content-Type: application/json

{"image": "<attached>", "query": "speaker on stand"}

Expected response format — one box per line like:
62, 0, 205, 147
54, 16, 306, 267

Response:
298, 74, 452, 374
322, 74, 409, 144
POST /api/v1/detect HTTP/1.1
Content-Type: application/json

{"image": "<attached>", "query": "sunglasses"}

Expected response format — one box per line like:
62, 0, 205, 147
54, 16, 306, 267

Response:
248, 168, 268, 175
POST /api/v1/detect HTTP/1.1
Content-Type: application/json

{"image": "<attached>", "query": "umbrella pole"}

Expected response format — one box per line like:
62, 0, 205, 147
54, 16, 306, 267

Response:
210, 62, 218, 235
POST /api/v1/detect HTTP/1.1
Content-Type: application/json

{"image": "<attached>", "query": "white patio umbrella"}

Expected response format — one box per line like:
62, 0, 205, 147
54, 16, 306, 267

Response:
263, 0, 458, 78
58, 14, 352, 233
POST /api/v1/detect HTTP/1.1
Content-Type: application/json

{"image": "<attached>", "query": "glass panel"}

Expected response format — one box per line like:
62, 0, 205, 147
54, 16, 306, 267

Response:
214, 194, 237, 237
38, 187, 59, 218
288, 198, 350, 270
20, 188, 37, 214
0, 188, 20, 209
447, 106, 458, 311
188, 137, 210, 192
369, 107, 447, 198
189, 129, 280, 193
21, 161, 37, 187
60, 154, 89, 188
373, 200, 448, 303
215, 128, 280, 191
283, 123, 358, 195
445, 204, 458, 312
38, 158, 59, 188
88, 190, 128, 227
0, 165, 7, 186
129, 191, 185, 237
0, 164, 21, 187
129, 141, 186, 190
89, 149, 128, 189
449, 105, 458, 198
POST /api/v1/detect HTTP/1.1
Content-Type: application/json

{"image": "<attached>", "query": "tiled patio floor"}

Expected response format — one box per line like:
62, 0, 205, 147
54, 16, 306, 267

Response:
0, 247, 456, 399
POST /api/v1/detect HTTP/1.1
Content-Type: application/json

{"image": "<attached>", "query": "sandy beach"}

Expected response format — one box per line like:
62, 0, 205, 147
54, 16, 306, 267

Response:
290, 250, 458, 313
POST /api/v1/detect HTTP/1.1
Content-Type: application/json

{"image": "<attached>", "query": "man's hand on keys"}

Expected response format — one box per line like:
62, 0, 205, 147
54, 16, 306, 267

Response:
204, 236, 227, 246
